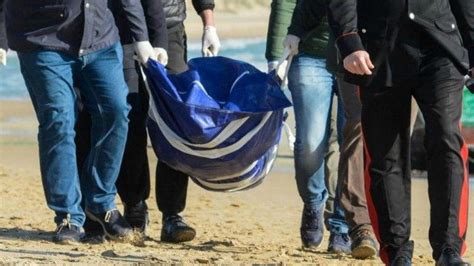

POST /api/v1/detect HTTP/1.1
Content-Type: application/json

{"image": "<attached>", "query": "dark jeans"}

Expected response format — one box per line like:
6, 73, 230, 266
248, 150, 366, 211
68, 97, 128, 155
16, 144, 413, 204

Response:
19, 43, 130, 226
76, 24, 190, 216
362, 24, 468, 264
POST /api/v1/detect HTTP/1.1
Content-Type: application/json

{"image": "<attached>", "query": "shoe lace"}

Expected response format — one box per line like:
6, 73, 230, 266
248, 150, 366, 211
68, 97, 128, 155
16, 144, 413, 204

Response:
104, 210, 116, 223
354, 228, 372, 239
56, 214, 71, 233
165, 214, 188, 227
341, 233, 351, 242
443, 248, 457, 256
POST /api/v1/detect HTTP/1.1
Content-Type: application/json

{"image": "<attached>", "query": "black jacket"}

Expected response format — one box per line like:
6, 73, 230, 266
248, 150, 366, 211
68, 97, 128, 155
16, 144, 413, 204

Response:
162, 0, 215, 32
111, 0, 168, 49
296, 0, 474, 86
5, 0, 149, 56
0, 0, 6, 50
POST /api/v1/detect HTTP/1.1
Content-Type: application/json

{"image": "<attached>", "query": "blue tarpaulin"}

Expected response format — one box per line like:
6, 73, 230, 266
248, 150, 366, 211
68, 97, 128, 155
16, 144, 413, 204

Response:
144, 57, 291, 192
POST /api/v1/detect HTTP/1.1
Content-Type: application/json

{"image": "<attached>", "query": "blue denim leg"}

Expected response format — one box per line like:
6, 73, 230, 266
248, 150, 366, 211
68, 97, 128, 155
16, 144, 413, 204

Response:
326, 93, 349, 234
18, 51, 85, 226
77, 43, 130, 213
288, 54, 334, 208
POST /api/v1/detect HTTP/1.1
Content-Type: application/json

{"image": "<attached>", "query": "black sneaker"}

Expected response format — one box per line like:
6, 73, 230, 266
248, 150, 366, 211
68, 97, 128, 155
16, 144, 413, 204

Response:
161, 214, 196, 243
81, 218, 106, 244
350, 226, 378, 259
391, 256, 412, 266
300, 205, 324, 249
436, 248, 470, 266
124, 201, 149, 233
52, 218, 84, 245
85, 209, 132, 241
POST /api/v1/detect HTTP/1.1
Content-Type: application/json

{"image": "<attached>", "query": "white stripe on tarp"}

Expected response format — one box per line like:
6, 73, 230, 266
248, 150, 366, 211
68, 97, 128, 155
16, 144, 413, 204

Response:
148, 95, 273, 158
229, 71, 249, 95
201, 160, 259, 181
192, 145, 278, 192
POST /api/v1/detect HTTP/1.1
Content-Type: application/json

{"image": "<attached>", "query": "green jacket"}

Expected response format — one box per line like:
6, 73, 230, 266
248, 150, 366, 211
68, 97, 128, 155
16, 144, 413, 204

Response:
265, 0, 329, 62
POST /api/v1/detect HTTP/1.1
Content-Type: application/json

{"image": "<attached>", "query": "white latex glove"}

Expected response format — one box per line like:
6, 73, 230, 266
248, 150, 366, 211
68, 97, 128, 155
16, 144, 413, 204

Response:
202, 26, 221, 57
268, 60, 288, 82
154, 47, 168, 66
0, 49, 6, 66
134, 41, 157, 65
283, 34, 301, 57
267, 61, 279, 73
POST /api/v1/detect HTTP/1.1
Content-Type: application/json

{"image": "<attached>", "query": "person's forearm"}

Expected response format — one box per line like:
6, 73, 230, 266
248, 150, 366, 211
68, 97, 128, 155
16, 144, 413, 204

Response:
119, 0, 149, 42
199, 9, 215, 27
327, 0, 364, 59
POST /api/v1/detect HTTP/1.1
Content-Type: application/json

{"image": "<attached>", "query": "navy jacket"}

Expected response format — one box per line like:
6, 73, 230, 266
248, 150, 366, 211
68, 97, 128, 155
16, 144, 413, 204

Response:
5, 0, 149, 56
110, 0, 168, 49
295, 0, 474, 86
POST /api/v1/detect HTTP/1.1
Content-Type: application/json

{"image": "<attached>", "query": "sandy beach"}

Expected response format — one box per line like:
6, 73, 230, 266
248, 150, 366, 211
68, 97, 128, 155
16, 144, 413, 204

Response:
1, 2, 473, 264
0, 99, 472, 265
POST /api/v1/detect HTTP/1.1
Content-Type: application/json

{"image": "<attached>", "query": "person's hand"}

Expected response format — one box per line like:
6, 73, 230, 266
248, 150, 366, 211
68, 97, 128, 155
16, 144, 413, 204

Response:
134, 41, 157, 66
202, 26, 221, 57
0, 49, 6, 66
343, 50, 374, 75
283, 34, 300, 57
268, 60, 288, 82
267, 61, 279, 73
154, 47, 168, 66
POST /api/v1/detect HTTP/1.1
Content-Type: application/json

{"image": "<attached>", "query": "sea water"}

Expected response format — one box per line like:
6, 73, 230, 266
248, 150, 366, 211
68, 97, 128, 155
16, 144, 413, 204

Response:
0, 38, 267, 100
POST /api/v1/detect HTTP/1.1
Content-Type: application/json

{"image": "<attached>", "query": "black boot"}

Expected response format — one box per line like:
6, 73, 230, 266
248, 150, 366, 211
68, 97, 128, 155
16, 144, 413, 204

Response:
82, 218, 105, 244
124, 201, 149, 233
161, 214, 196, 243
436, 248, 470, 266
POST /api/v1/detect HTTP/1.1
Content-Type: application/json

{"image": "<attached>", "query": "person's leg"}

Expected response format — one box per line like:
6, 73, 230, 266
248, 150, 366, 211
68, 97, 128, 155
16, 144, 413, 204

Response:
18, 50, 85, 242
114, 46, 151, 231
156, 24, 195, 243
360, 81, 413, 264
336, 77, 378, 258
324, 95, 340, 225
74, 93, 105, 241
288, 53, 333, 248
412, 59, 468, 261
77, 43, 132, 239
325, 93, 351, 254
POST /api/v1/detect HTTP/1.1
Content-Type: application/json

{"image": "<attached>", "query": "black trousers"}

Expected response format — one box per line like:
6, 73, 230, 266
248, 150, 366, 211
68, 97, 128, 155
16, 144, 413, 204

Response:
155, 24, 190, 216
76, 23, 190, 215
361, 24, 469, 264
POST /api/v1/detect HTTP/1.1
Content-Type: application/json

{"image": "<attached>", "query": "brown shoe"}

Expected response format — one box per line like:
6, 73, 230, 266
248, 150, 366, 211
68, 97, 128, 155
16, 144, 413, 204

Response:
350, 226, 378, 259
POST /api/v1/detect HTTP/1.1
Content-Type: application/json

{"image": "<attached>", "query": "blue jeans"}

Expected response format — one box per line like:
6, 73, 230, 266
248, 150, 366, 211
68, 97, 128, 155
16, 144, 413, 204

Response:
18, 43, 130, 226
288, 53, 348, 234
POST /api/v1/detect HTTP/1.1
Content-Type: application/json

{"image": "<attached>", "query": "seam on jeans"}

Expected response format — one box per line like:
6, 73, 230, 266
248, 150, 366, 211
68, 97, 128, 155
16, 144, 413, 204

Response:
78, 58, 106, 212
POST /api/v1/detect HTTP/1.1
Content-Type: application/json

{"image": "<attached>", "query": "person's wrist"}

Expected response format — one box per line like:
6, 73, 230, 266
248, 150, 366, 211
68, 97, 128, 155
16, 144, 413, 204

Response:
200, 9, 215, 27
